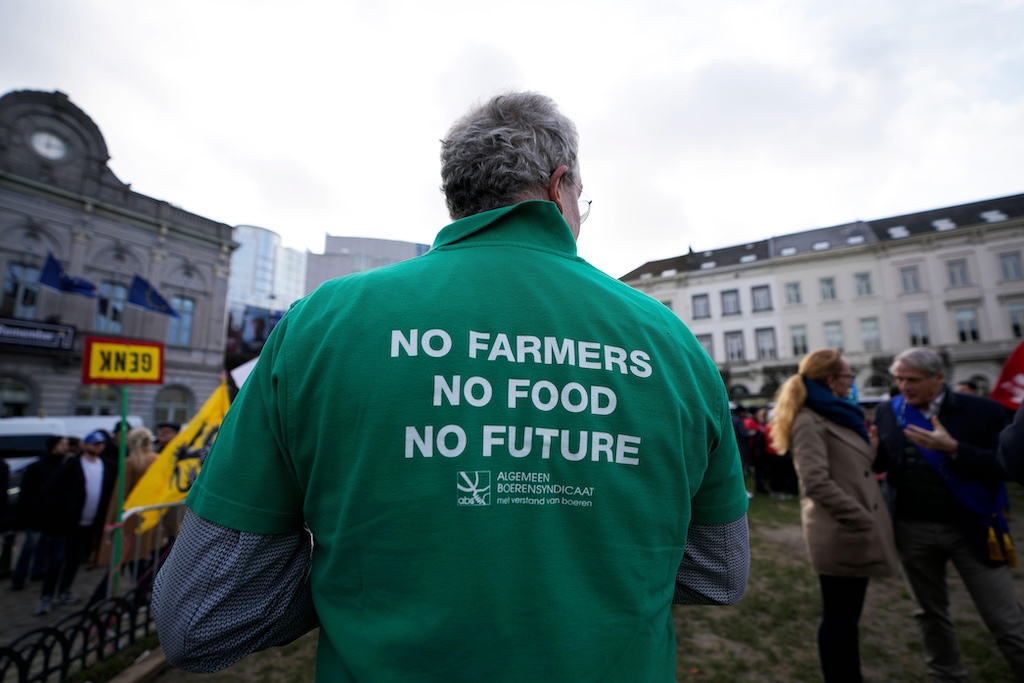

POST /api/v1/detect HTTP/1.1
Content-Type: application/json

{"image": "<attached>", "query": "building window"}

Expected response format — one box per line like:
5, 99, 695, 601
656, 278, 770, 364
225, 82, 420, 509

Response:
900, 266, 921, 293
820, 277, 836, 301
860, 318, 881, 351
725, 331, 745, 362
947, 260, 970, 288
785, 282, 802, 305
660, 300, 673, 311
791, 325, 808, 356
854, 273, 873, 297
154, 386, 192, 426
722, 290, 741, 316
74, 384, 119, 416
752, 285, 772, 312
954, 308, 979, 342
824, 322, 843, 350
1001, 253, 1023, 281
692, 294, 710, 319
96, 281, 127, 334
965, 375, 991, 397
167, 296, 195, 346
695, 334, 713, 359
755, 328, 777, 360
2, 263, 40, 320
730, 384, 750, 398
0, 376, 32, 417
1011, 303, 1024, 338
907, 312, 929, 346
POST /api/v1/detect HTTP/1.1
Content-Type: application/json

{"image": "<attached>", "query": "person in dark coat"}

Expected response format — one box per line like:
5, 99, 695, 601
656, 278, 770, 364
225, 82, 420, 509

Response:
997, 402, 1024, 484
11, 436, 69, 590
153, 421, 180, 453
875, 347, 1024, 681
35, 430, 116, 615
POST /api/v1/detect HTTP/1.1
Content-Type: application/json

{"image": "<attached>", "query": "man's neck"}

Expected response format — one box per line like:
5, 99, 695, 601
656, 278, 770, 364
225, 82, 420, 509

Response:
910, 390, 946, 418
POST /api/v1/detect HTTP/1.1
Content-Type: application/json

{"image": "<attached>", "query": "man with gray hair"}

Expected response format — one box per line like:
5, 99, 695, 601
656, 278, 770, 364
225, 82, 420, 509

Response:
875, 346, 1024, 681
153, 92, 749, 681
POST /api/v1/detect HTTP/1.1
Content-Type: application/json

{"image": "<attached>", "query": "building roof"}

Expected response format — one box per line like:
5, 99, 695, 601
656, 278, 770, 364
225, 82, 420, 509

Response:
866, 193, 1024, 243
620, 192, 1024, 281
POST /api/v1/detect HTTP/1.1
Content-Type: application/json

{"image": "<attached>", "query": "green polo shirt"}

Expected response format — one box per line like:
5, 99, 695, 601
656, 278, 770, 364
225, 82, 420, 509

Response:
189, 200, 747, 681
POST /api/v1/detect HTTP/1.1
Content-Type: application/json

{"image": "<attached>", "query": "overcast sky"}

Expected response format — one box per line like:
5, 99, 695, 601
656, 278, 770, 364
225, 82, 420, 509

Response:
2, 0, 1022, 278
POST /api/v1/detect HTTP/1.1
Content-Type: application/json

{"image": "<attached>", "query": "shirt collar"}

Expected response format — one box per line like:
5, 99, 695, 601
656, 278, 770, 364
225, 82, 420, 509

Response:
430, 200, 578, 256
923, 390, 947, 419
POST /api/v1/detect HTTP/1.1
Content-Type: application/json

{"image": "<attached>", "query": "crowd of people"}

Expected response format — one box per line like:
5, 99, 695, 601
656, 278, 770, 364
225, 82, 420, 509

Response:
148, 90, 1024, 682
732, 404, 799, 500
5, 419, 178, 615
5, 88, 1023, 682
750, 346, 1024, 682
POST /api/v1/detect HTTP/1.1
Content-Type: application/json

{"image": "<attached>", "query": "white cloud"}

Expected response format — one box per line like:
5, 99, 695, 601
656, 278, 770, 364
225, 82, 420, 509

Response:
1, 0, 1021, 277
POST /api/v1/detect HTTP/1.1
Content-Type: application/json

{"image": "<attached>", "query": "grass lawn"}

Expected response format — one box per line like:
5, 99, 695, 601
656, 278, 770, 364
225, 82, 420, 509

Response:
156, 481, 1024, 682
674, 482, 1024, 682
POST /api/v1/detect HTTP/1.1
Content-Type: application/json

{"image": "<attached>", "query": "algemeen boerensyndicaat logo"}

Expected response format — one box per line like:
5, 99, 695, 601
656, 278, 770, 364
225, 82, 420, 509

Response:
457, 470, 490, 506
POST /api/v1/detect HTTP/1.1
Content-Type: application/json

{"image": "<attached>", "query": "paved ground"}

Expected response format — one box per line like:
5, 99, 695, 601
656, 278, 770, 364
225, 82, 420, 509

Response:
0, 530, 122, 646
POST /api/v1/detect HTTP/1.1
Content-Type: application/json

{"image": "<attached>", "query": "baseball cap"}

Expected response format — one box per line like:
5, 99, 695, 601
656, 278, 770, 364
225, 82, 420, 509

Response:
83, 430, 107, 445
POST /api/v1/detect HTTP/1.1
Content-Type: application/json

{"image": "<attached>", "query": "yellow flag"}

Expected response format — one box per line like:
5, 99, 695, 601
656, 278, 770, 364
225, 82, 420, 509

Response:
125, 380, 231, 531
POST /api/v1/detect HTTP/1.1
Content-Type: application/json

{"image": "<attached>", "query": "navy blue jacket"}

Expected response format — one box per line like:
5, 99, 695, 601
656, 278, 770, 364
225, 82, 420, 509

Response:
38, 455, 117, 539
998, 403, 1024, 485
874, 387, 1009, 562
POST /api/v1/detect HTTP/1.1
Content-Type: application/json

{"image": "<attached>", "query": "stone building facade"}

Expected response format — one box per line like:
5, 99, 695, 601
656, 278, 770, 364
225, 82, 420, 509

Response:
0, 90, 236, 424
622, 193, 1024, 402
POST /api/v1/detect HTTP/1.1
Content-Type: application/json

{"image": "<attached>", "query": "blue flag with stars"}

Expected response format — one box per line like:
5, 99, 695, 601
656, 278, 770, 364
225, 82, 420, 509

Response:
128, 275, 179, 317
38, 252, 98, 297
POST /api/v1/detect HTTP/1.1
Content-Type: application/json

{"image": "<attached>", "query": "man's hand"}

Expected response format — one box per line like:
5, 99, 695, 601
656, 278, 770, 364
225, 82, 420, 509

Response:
904, 416, 959, 455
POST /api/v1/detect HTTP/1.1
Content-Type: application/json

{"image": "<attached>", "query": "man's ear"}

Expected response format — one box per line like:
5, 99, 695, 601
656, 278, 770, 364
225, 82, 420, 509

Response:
547, 164, 569, 213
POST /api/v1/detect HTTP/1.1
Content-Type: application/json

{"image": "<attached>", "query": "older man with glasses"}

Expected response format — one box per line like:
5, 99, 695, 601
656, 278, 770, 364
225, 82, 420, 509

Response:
154, 91, 750, 682
875, 346, 1024, 681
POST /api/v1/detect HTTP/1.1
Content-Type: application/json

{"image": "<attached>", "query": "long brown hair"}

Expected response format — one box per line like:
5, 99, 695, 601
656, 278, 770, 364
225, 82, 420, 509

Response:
769, 348, 844, 453
126, 426, 155, 471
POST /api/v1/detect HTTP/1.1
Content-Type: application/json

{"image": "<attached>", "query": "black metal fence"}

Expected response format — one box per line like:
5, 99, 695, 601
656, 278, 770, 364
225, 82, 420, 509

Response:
1, 588, 155, 683
1, 502, 182, 683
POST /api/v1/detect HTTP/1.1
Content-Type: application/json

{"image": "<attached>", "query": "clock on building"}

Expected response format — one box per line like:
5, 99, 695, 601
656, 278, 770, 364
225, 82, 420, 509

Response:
30, 130, 68, 160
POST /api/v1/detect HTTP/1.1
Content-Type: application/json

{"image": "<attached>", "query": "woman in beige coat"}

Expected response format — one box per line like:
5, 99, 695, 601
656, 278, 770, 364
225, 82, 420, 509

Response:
89, 427, 162, 604
771, 349, 899, 683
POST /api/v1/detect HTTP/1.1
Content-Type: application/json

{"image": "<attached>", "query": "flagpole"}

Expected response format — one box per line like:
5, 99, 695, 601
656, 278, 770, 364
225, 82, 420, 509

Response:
111, 385, 127, 598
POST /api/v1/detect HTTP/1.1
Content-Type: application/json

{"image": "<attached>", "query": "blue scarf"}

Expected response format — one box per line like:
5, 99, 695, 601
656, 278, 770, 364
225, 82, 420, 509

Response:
803, 378, 870, 443
893, 395, 1016, 566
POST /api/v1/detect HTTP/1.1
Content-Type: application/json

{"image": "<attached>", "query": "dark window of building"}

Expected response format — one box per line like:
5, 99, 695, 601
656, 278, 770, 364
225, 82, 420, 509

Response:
96, 281, 127, 334
692, 294, 710, 319
752, 285, 772, 312
725, 331, 745, 361
2, 263, 40, 320
168, 295, 195, 346
722, 290, 740, 316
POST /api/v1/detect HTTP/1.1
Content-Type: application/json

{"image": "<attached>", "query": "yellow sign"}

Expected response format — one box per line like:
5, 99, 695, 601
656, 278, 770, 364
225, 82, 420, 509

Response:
82, 336, 165, 385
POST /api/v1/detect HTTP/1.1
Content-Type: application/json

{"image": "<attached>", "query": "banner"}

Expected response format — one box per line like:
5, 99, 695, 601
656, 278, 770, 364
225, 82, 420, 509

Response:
125, 380, 231, 531
128, 275, 179, 317
38, 252, 97, 297
990, 340, 1024, 411
240, 305, 285, 355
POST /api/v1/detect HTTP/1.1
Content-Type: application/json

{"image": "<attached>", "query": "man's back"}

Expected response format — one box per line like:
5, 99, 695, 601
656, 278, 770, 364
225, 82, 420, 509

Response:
189, 201, 745, 680
158, 91, 748, 682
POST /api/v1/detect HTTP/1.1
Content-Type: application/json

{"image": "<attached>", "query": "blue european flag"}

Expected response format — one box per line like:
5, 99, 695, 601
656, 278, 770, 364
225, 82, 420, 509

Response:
128, 275, 179, 317
38, 253, 97, 297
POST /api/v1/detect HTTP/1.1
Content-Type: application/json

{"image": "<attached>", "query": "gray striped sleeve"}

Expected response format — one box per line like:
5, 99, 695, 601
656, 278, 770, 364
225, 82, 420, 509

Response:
673, 515, 750, 605
153, 509, 319, 672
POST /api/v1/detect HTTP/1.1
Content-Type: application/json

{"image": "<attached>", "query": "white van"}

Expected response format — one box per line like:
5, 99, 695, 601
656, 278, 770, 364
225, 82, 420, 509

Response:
0, 415, 145, 502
